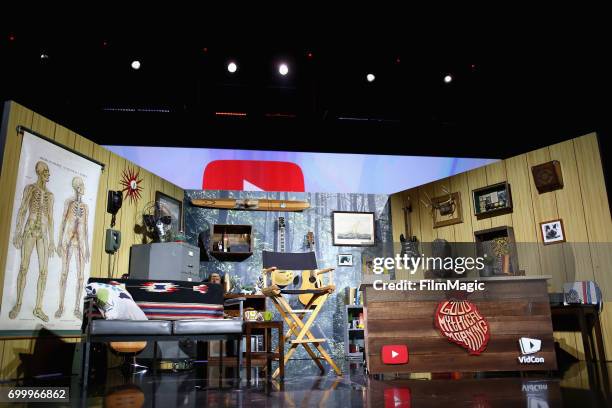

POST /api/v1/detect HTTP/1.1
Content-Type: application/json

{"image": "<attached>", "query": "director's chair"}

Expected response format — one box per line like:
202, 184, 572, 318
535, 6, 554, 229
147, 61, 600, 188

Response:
261, 251, 342, 379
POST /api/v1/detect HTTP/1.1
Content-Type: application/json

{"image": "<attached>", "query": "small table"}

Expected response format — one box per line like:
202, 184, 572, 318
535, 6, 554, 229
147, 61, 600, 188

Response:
245, 321, 284, 382
550, 304, 606, 362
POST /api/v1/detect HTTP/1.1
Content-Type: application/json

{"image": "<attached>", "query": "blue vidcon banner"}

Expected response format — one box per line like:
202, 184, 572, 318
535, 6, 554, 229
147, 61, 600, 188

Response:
104, 146, 497, 194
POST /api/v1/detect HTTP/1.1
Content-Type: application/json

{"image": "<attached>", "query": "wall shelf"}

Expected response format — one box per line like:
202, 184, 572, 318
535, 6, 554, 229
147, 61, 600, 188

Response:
210, 224, 252, 262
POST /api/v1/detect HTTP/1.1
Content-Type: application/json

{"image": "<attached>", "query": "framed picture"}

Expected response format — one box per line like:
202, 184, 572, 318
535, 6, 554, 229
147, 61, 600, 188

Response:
332, 211, 376, 246
1, 130, 103, 335
155, 191, 183, 234
540, 219, 566, 245
338, 254, 354, 266
362, 254, 390, 275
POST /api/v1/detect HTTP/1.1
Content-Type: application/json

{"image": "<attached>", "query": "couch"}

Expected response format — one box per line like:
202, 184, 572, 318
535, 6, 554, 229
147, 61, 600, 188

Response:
81, 278, 245, 388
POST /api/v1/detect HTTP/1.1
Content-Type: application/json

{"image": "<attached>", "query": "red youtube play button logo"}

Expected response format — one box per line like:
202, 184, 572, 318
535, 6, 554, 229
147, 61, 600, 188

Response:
381, 345, 409, 365
202, 160, 305, 192
384, 387, 411, 408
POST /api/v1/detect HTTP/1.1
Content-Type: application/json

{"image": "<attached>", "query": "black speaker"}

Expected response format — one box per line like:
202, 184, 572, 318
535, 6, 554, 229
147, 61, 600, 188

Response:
107, 191, 123, 215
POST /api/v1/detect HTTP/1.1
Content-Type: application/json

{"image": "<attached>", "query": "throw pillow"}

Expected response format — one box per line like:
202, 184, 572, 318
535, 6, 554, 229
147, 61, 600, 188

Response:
85, 282, 147, 320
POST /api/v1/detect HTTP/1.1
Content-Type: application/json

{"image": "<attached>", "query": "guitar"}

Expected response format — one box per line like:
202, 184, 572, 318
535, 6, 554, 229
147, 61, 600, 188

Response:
278, 217, 286, 253
271, 217, 295, 288
298, 268, 333, 307
306, 231, 315, 252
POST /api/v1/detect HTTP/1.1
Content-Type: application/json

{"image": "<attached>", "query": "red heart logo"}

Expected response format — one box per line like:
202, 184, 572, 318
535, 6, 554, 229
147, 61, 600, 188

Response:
435, 300, 490, 355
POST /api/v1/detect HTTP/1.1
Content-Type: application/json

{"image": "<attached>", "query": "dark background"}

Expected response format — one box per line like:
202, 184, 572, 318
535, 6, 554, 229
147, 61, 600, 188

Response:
0, 22, 610, 201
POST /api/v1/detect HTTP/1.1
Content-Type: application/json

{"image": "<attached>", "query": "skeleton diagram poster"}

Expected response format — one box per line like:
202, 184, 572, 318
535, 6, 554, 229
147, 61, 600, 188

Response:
0, 131, 102, 334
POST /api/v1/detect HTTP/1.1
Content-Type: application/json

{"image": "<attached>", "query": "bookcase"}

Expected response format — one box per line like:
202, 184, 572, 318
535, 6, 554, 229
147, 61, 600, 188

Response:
344, 305, 364, 360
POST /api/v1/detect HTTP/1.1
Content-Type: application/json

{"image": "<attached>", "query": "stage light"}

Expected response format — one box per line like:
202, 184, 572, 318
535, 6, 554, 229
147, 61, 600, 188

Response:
278, 63, 289, 76
366, 73, 375, 82
131, 60, 141, 70
307, 52, 313, 59
227, 61, 237, 73
40, 53, 49, 59
8, 34, 16, 41
444, 74, 453, 83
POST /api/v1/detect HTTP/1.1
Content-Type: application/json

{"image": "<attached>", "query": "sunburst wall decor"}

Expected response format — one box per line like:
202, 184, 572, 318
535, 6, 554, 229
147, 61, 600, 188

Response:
120, 166, 143, 204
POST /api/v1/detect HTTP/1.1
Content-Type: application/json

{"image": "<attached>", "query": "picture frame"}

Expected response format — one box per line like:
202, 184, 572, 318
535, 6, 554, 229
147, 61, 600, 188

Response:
431, 191, 463, 228
362, 254, 390, 275
472, 182, 513, 218
155, 191, 183, 234
338, 254, 354, 266
540, 219, 566, 245
331, 211, 376, 246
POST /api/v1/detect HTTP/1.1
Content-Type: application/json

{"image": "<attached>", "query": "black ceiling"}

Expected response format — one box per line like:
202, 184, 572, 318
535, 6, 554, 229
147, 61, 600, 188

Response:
0, 25, 610, 165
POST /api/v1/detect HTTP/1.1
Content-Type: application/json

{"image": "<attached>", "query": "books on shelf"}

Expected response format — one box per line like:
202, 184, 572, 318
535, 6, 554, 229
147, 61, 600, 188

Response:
241, 335, 264, 353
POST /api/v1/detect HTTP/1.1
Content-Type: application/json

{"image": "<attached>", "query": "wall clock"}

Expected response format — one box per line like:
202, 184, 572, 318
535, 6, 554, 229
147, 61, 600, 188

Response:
120, 166, 143, 204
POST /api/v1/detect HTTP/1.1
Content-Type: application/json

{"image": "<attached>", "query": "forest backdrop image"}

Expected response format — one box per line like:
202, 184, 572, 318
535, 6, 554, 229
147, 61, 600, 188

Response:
184, 190, 392, 367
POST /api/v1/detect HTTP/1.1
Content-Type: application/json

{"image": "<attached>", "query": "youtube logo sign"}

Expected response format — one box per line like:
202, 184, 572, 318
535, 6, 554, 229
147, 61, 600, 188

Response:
381, 344, 409, 365
202, 160, 305, 192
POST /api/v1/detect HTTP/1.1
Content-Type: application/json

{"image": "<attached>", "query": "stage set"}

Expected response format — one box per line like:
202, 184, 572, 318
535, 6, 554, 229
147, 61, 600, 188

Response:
0, 34, 611, 407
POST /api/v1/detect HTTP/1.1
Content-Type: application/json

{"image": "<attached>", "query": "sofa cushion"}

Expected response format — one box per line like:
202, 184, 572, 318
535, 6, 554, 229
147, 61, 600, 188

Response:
172, 319, 243, 335
85, 282, 147, 321
90, 320, 172, 336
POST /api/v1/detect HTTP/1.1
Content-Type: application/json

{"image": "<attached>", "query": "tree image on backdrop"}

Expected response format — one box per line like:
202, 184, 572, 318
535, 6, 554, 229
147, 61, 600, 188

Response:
0, 131, 102, 335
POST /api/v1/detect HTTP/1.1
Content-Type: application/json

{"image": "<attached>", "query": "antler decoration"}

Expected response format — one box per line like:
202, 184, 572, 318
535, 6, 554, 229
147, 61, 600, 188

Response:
421, 187, 456, 218
120, 166, 143, 204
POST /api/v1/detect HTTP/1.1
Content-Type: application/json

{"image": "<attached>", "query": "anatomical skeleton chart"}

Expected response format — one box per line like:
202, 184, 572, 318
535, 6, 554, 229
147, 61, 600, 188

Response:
1, 131, 101, 334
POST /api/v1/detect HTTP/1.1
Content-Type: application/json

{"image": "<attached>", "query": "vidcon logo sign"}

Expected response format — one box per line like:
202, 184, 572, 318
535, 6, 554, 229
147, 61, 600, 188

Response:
202, 160, 305, 192
518, 337, 545, 364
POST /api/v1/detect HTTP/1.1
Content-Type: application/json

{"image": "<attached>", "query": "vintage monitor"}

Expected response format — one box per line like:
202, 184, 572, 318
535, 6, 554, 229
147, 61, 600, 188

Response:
129, 242, 200, 281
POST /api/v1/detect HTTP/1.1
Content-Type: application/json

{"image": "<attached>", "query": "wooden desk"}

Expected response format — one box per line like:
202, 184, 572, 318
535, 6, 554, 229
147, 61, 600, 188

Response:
245, 321, 284, 382
360, 276, 557, 374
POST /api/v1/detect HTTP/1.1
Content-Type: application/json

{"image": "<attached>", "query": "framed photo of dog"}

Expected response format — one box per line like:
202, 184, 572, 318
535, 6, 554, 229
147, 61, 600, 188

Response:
540, 219, 566, 245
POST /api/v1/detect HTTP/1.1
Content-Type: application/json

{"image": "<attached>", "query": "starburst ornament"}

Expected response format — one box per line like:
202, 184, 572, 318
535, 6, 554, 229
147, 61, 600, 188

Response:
120, 167, 143, 204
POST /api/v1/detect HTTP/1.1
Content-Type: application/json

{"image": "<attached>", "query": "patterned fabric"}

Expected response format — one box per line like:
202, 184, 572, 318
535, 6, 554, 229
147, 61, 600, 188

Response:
88, 278, 224, 320
85, 282, 147, 321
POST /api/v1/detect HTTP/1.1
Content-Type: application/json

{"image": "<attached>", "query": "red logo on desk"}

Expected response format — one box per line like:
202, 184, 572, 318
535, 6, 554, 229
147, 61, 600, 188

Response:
435, 300, 490, 355
384, 387, 411, 408
381, 344, 409, 364
202, 160, 305, 192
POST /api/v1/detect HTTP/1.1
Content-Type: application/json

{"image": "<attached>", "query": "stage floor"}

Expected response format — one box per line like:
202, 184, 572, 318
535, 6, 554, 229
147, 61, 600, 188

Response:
1, 360, 610, 407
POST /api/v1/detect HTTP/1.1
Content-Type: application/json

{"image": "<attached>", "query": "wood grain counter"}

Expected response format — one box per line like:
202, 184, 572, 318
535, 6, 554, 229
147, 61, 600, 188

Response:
359, 276, 557, 374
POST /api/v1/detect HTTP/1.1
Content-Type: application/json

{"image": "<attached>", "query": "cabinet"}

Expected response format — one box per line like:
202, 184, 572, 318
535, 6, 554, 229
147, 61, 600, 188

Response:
474, 226, 520, 276
129, 242, 200, 281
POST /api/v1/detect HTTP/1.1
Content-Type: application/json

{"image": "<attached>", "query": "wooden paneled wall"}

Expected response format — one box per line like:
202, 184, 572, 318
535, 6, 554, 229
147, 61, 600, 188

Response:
0, 101, 184, 380
390, 133, 612, 361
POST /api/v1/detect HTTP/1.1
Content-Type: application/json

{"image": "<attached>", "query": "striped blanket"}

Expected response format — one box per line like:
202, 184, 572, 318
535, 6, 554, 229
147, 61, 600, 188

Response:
88, 278, 224, 320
